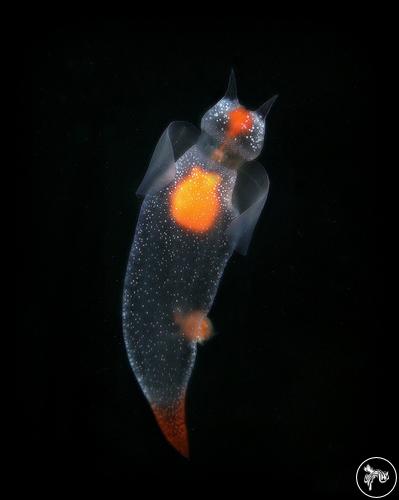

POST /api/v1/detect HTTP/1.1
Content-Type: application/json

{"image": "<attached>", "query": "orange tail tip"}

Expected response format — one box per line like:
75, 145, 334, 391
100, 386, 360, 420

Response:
151, 396, 189, 458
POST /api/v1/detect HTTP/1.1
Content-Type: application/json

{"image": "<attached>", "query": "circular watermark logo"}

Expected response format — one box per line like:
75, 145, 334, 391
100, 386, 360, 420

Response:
356, 457, 397, 498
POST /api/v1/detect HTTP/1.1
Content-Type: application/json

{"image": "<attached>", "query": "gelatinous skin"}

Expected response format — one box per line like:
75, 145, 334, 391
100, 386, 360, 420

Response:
123, 72, 277, 457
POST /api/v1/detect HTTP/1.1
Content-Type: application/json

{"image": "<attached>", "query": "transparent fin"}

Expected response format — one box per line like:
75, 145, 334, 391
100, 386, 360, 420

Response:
136, 121, 200, 197
226, 162, 270, 255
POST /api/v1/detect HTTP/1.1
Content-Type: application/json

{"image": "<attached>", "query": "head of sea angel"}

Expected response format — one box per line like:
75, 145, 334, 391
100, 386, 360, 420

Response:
200, 71, 278, 165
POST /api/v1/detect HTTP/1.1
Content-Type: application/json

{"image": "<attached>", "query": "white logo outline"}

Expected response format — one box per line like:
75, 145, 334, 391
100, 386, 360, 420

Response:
356, 457, 397, 498
364, 464, 389, 491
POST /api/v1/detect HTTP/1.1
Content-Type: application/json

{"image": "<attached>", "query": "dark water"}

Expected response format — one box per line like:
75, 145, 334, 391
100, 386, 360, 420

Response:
17, 16, 393, 495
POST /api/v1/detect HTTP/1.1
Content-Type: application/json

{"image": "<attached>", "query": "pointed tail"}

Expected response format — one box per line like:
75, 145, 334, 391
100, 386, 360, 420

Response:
151, 394, 189, 458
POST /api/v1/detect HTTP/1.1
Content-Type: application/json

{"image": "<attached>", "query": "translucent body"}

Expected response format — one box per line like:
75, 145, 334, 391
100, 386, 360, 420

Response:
123, 144, 236, 405
122, 73, 276, 457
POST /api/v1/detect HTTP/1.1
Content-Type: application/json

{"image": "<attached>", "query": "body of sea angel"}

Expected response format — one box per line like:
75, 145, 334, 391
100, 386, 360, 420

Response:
122, 72, 277, 457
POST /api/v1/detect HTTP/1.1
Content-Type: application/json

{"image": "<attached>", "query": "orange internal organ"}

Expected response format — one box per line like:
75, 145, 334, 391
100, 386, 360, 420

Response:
174, 310, 213, 343
170, 166, 221, 232
227, 106, 254, 138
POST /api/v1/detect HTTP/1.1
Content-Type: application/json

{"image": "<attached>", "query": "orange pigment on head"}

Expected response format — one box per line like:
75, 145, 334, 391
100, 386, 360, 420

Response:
174, 311, 213, 343
227, 106, 254, 138
151, 395, 189, 458
170, 166, 221, 233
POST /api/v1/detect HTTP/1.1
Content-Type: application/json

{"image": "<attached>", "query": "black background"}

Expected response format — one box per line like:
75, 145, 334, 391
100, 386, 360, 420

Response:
18, 16, 393, 495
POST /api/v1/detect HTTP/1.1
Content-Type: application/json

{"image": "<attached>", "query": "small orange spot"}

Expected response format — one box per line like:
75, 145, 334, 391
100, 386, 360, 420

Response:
170, 166, 221, 233
211, 147, 225, 163
227, 106, 253, 138
174, 310, 213, 343
151, 395, 189, 458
